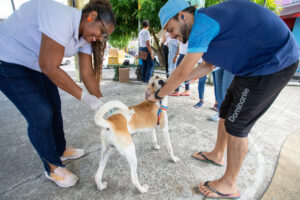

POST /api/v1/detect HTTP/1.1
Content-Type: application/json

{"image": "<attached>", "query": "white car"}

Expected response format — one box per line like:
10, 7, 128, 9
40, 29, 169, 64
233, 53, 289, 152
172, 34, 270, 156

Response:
124, 54, 135, 65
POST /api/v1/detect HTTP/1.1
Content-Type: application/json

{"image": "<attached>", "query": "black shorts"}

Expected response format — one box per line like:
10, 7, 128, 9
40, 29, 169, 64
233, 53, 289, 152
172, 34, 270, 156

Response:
219, 61, 298, 138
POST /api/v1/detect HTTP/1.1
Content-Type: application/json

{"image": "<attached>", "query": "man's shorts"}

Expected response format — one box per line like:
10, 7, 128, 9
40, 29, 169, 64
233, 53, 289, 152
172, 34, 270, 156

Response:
220, 61, 298, 138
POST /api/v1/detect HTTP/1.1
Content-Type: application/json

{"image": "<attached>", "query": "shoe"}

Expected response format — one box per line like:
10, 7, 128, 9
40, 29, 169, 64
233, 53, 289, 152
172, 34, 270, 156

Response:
169, 92, 180, 96
60, 146, 84, 161
209, 113, 220, 122
180, 91, 190, 96
45, 167, 78, 188
194, 101, 204, 108
211, 104, 219, 112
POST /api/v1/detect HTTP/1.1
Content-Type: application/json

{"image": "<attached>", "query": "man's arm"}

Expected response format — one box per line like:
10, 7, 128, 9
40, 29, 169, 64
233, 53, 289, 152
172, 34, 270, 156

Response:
185, 59, 214, 81
157, 52, 204, 98
173, 45, 180, 64
161, 35, 166, 46
78, 52, 102, 98
39, 33, 82, 99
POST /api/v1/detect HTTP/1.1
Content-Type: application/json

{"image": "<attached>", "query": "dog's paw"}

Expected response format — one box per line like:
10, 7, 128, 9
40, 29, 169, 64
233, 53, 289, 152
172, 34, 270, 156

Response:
152, 144, 160, 150
172, 156, 180, 163
97, 181, 107, 191
139, 184, 149, 193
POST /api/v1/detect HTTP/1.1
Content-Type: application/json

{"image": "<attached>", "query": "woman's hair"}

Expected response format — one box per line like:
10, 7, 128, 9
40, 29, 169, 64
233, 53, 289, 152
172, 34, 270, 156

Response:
82, 0, 116, 83
142, 20, 150, 28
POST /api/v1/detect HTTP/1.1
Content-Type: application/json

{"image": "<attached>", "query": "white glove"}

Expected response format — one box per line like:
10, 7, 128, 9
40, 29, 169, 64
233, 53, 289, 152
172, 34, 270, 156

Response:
81, 89, 104, 111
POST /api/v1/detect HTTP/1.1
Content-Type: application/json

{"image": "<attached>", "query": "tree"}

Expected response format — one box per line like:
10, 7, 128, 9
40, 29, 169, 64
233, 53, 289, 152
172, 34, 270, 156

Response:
109, 0, 168, 68
205, 0, 281, 14
109, 0, 139, 48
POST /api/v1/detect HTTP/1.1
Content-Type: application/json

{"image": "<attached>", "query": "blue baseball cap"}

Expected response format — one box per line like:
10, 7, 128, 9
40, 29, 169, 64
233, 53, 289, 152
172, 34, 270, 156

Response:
159, 0, 190, 29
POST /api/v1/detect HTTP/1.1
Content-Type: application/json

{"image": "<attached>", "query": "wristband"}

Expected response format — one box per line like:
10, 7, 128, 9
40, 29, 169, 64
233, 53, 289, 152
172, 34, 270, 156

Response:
154, 90, 163, 100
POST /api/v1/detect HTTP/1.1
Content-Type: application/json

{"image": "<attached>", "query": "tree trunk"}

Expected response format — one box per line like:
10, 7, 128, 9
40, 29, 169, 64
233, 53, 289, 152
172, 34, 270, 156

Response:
149, 27, 166, 70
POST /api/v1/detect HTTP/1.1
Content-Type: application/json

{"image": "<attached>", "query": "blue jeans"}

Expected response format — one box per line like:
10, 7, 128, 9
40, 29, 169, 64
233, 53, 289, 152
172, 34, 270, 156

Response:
212, 68, 234, 110
0, 61, 65, 173
198, 76, 207, 100
139, 47, 154, 83
167, 40, 178, 76
175, 54, 190, 92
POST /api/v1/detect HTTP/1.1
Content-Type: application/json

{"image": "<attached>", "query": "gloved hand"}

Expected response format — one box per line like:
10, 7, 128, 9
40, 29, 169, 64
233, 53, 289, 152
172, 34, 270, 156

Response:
81, 89, 104, 111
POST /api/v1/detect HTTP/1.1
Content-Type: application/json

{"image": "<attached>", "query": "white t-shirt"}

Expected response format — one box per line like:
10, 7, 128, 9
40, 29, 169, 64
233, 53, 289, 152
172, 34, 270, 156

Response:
0, 0, 92, 72
138, 29, 151, 48
163, 33, 171, 46
179, 41, 188, 55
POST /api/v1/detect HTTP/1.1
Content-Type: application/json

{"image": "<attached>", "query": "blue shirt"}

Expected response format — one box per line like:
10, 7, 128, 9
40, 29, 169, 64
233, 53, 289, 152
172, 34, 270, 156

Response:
187, 0, 300, 76
0, 0, 92, 72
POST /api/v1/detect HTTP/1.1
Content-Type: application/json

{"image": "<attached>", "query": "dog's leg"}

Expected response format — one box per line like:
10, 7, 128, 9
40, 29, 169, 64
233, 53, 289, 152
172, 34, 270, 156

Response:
160, 113, 180, 163
95, 137, 113, 191
150, 129, 160, 150
123, 144, 149, 193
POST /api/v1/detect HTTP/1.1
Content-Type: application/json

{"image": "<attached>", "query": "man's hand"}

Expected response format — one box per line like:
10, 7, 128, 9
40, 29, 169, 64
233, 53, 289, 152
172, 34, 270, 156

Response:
172, 56, 177, 64
151, 54, 154, 60
81, 89, 104, 110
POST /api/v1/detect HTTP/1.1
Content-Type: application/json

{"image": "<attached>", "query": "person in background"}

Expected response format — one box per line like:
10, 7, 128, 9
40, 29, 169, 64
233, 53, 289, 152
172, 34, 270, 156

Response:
161, 32, 171, 78
209, 67, 234, 121
0, 0, 115, 188
170, 41, 191, 96
167, 36, 179, 77
194, 75, 207, 108
138, 20, 154, 84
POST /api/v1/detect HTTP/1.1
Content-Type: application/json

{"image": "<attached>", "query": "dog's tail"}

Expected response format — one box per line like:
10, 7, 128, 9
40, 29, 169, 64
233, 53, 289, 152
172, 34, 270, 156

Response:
95, 100, 133, 128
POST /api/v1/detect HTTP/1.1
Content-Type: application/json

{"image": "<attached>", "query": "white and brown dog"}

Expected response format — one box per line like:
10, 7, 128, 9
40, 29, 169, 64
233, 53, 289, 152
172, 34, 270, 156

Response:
94, 76, 179, 193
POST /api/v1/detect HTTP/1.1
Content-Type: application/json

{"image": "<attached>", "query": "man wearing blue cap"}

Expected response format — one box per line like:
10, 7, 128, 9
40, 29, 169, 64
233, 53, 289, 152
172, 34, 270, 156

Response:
146, 0, 299, 198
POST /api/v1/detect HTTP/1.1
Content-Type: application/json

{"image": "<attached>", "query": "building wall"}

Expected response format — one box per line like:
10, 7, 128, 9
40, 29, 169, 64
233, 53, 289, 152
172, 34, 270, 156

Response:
292, 17, 300, 47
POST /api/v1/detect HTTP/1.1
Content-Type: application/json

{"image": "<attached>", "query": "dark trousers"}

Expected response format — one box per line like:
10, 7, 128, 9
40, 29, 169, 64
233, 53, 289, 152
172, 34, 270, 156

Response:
0, 61, 65, 173
139, 47, 154, 83
163, 45, 169, 78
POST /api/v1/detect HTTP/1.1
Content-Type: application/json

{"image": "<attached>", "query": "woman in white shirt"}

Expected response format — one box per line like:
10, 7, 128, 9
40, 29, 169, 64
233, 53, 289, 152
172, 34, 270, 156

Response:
138, 20, 155, 83
0, 0, 115, 187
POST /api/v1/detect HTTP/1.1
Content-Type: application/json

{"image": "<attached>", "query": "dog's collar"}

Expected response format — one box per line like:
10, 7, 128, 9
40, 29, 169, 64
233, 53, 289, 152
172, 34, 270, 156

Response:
157, 101, 168, 125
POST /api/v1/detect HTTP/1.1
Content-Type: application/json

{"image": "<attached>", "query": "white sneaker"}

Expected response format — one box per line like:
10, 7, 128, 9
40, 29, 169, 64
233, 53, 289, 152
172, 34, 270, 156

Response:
45, 167, 78, 188
209, 113, 220, 122
60, 146, 84, 161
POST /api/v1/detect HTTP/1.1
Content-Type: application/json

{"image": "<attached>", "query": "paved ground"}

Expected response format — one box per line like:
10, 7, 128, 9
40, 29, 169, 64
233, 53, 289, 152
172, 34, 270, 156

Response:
0, 66, 300, 200
262, 130, 300, 200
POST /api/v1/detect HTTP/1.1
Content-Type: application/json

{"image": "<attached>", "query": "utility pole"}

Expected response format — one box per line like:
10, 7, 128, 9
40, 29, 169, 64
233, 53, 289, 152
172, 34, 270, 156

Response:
11, 0, 15, 11
138, 0, 141, 32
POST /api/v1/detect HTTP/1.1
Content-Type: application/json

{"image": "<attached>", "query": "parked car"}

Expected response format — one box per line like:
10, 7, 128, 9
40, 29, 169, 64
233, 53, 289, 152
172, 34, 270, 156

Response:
124, 54, 135, 65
